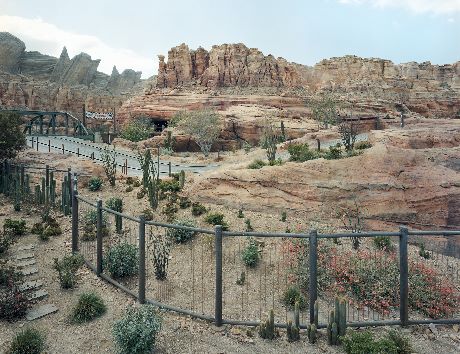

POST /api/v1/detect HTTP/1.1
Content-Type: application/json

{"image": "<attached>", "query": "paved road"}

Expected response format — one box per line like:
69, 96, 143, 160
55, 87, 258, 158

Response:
26, 136, 219, 176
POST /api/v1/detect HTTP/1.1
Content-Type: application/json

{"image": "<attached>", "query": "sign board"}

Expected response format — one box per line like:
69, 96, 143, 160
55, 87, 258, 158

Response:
85, 111, 114, 120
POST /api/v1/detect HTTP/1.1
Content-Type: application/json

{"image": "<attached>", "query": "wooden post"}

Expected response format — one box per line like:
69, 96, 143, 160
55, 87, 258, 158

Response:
36, 137, 39, 151
215, 225, 223, 326
168, 162, 172, 177
77, 147, 80, 157
72, 187, 79, 253
65, 113, 69, 136
48, 140, 51, 152
62, 144, 65, 154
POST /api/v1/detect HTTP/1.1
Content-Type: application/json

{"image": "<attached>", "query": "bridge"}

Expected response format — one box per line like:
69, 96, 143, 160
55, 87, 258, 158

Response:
0, 109, 92, 139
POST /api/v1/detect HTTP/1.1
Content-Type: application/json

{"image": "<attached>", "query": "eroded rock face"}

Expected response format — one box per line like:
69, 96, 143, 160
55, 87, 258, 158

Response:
0, 32, 145, 118
157, 43, 303, 88
0, 32, 25, 74
187, 120, 460, 229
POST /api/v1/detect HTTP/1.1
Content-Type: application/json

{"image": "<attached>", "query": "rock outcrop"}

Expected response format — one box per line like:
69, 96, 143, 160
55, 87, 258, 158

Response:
0, 32, 25, 74
157, 43, 303, 88
0, 32, 145, 118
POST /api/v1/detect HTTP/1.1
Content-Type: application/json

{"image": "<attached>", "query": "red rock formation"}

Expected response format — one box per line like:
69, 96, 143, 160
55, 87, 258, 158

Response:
156, 43, 303, 88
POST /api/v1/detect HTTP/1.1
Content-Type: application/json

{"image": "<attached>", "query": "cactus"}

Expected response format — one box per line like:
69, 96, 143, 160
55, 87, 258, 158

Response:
35, 185, 41, 204
286, 320, 300, 342
294, 301, 300, 329
41, 177, 46, 204
307, 323, 317, 344
327, 297, 347, 345
258, 309, 276, 339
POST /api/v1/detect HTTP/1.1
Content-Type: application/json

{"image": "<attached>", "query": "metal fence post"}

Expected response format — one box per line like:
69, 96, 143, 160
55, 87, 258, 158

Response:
309, 229, 318, 324
96, 199, 103, 276
71, 187, 79, 253
138, 216, 146, 304
399, 226, 409, 326
215, 225, 223, 326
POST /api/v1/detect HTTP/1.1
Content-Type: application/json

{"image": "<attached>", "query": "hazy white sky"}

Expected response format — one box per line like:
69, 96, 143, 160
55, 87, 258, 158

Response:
0, 0, 459, 78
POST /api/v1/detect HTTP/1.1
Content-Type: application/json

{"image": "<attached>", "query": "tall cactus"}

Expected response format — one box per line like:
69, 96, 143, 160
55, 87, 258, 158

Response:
327, 297, 347, 345
259, 309, 276, 339
287, 301, 301, 342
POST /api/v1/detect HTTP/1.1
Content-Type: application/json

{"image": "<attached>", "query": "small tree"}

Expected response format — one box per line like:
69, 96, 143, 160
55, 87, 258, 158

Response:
337, 201, 364, 250
308, 94, 340, 129
338, 119, 358, 151
260, 120, 278, 165
0, 112, 26, 160
173, 110, 221, 157
101, 146, 117, 186
149, 231, 171, 280
120, 118, 150, 142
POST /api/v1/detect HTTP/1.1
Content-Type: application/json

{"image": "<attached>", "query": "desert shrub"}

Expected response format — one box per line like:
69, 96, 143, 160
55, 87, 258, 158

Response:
318, 246, 459, 318
418, 243, 430, 259
112, 305, 162, 354
125, 185, 134, 193
355, 140, 372, 150
280, 211, 287, 222
162, 200, 178, 222
248, 159, 267, 169
119, 119, 150, 142
205, 212, 228, 230
237, 209, 244, 218
71, 292, 107, 323
0, 262, 28, 321
3, 219, 27, 236
342, 330, 398, 354
373, 236, 394, 252
104, 243, 139, 279
150, 233, 171, 280
323, 143, 342, 160
244, 218, 253, 232
242, 238, 260, 267
282, 285, 306, 309
0, 231, 16, 255
191, 202, 207, 216
8, 328, 45, 354
82, 210, 109, 241
141, 209, 154, 221
101, 146, 117, 187
126, 177, 134, 185
30, 223, 44, 236
136, 189, 146, 199
158, 180, 181, 193
339, 120, 358, 151
88, 177, 103, 191
133, 179, 141, 187
387, 329, 412, 354
167, 219, 196, 244
53, 254, 84, 289
179, 196, 191, 209
288, 143, 318, 162
42, 224, 62, 238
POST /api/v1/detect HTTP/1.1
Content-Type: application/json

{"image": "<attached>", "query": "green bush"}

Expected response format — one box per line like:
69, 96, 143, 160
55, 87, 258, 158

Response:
342, 330, 399, 354
167, 219, 196, 244
355, 140, 372, 150
3, 219, 27, 236
386, 329, 412, 354
323, 144, 342, 160
280, 211, 287, 222
112, 305, 162, 354
244, 218, 254, 232
282, 285, 306, 309
8, 328, 45, 354
53, 254, 85, 289
30, 223, 44, 236
191, 202, 207, 216
125, 185, 134, 193
0, 112, 26, 160
242, 238, 259, 267
205, 212, 228, 230
373, 236, 394, 252
88, 177, 103, 191
179, 196, 191, 209
82, 210, 109, 241
104, 243, 139, 279
71, 292, 107, 323
158, 180, 181, 193
119, 119, 151, 142
288, 144, 318, 162
248, 159, 267, 169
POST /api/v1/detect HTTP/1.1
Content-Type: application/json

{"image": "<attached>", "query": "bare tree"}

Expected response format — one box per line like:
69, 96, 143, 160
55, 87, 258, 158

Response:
338, 119, 358, 151
173, 110, 221, 157
307, 93, 340, 129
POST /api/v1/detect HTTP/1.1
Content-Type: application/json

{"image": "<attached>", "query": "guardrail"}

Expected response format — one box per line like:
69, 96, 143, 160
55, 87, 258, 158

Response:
72, 190, 460, 329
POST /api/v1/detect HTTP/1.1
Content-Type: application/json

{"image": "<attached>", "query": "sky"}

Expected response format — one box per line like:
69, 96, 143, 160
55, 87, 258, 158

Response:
0, 0, 459, 78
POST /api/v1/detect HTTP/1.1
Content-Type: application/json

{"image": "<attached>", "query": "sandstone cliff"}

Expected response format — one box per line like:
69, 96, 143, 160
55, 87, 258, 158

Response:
0, 32, 145, 116
157, 43, 304, 88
